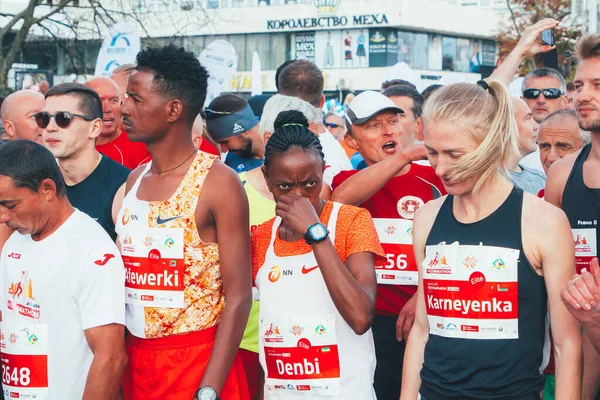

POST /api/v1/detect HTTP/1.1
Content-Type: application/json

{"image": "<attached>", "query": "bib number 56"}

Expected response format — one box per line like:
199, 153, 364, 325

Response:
2, 365, 31, 387
384, 254, 408, 270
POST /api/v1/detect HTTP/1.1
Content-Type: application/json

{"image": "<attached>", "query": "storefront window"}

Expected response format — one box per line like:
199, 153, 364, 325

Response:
442, 36, 456, 71
455, 38, 471, 72
428, 34, 443, 70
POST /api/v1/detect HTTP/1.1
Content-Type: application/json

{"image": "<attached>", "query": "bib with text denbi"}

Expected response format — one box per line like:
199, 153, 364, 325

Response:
122, 227, 185, 308
262, 314, 341, 396
423, 242, 519, 340
1, 323, 48, 399
373, 218, 417, 285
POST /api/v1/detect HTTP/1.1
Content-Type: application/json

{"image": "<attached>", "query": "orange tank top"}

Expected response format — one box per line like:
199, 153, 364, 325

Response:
115, 151, 224, 338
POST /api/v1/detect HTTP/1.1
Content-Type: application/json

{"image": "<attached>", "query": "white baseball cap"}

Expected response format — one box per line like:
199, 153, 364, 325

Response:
345, 90, 404, 128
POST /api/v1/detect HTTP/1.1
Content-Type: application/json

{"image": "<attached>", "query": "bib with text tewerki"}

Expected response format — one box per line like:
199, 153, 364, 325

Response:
121, 202, 185, 308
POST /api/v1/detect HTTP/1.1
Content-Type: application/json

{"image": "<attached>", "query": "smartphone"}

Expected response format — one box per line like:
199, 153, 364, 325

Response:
541, 29, 554, 46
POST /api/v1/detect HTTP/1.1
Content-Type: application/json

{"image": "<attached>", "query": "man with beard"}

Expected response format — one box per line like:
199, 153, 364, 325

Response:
205, 94, 264, 173
547, 34, 600, 400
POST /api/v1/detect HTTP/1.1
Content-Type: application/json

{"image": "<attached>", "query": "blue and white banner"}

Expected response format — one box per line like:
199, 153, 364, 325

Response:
94, 21, 141, 77
199, 40, 238, 107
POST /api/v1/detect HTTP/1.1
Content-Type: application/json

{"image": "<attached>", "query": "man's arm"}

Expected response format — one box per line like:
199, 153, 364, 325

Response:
111, 183, 126, 226
78, 243, 127, 400
544, 152, 580, 208
531, 199, 582, 400
331, 144, 427, 206
490, 18, 558, 85
198, 162, 252, 395
400, 198, 443, 400
82, 324, 127, 400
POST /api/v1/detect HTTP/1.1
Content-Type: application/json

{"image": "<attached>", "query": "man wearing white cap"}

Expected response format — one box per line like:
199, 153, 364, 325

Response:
331, 90, 445, 400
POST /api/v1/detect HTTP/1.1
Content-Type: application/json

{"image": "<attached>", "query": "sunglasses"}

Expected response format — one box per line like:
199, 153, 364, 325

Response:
34, 111, 95, 129
522, 88, 563, 100
324, 122, 343, 129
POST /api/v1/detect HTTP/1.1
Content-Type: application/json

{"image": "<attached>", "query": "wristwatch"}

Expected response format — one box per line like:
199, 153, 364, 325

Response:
196, 386, 219, 400
303, 222, 329, 244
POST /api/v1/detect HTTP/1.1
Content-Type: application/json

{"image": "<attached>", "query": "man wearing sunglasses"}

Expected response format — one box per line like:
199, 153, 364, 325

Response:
521, 67, 569, 124
324, 113, 346, 140
38, 83, 129, 242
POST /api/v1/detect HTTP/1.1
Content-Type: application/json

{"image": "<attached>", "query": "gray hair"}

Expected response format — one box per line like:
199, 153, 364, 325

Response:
522, 68, 567, 93
539, 108, 590, 146
260, 94, 322, 136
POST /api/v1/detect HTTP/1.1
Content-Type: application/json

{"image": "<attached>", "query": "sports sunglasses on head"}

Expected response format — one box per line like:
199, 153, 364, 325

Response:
522, 88, 563, 100
34, 111, 95, 129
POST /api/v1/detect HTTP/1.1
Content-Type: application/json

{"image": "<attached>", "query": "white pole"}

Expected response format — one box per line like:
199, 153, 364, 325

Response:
589, 0, 598, 33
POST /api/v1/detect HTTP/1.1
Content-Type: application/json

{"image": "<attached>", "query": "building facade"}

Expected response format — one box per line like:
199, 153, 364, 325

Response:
5, 0, 505, 92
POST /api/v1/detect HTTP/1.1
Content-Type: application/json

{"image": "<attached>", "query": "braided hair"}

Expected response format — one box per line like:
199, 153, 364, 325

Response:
264, 110, 325, 170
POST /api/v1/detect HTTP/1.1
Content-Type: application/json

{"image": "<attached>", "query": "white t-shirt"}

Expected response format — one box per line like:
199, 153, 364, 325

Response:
0, 210, 125, 400
320, 129, 353, 186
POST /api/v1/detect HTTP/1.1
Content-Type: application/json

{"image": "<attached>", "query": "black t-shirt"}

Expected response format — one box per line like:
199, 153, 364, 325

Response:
66, 155, 129, 241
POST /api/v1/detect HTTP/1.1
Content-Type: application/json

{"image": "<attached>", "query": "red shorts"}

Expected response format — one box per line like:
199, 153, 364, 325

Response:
122, 326, 250, 400
239, 349, 259, 399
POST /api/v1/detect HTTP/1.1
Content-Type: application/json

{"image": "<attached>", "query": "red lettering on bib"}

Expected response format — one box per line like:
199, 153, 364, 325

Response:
264, 345, 340, 381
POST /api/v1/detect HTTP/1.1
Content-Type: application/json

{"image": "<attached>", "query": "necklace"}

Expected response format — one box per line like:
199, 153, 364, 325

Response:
150, 149, 197, 175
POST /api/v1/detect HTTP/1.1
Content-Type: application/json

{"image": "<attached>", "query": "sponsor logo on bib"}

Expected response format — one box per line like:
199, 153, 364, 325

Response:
397, 196, 424, 219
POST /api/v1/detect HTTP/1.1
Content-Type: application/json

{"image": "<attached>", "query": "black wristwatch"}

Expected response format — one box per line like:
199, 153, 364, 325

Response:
196, 386, 219, 400
303, 222, 329, 244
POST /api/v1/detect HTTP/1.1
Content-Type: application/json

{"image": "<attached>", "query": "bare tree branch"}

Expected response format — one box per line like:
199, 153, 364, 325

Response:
506, 0, 521, 36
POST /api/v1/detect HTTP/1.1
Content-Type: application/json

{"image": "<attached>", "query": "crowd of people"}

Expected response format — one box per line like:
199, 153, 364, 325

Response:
0, 17, 599, 400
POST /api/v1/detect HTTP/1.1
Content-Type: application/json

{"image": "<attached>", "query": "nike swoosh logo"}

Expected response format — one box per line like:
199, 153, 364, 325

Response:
301, 265, 319, 274
95, 254, 115, 266
156, 215, 183, 225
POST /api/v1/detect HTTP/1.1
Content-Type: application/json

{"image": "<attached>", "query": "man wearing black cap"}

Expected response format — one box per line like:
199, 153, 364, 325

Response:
331, 90, 445, 400
205, 94, 265, 173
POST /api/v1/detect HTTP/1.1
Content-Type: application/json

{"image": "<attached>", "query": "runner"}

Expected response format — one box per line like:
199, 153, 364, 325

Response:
402, 79, 581, 400
0, 139, 126, 399
508, 98, 546, 194
538, 109, 589, 176
205, 94, 264, 173
85, 77, 150, 170
522, 68, 568, 124
278, 60, 352, 186
0, 90, 44, 142
547, 34, 600, 399
116, 45, 251, 400
382, 84, 424, 142
324, 113, 346, 141
252, 110, 384, 399
111, 63, 136, 106
38, 83, 129, 242
535, 108, 589, 398
331, 90, 444, 400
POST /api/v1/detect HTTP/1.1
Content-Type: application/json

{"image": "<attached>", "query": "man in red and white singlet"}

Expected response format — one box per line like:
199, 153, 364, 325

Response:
332, 91, 444, 399
116, 46, 252, 400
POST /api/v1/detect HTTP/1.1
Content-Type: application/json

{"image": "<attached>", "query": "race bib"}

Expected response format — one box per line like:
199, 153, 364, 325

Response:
261, 314, 341, 396
1, 324, 48, 399
373, 218, 418, 285
572, 228, 597, 274
122, 228, 185, 308
423, 242, 519, 340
